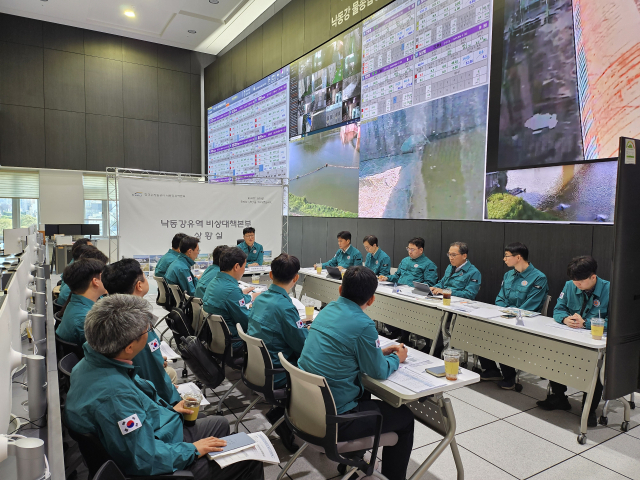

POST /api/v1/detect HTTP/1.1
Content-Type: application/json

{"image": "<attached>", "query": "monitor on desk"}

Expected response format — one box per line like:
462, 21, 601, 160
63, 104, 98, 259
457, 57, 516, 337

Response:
58, 224, 82, 236
44, 224, 59, 237
81, 224, 100, 236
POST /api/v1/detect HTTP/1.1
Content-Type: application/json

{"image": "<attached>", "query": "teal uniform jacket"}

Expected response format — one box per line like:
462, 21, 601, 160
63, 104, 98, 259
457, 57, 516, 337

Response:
133, 330, 181, 405
364, 249, 391, 276
154, 249, 179, 278
553, 277, 610, 329
194, 264, 220, 299
298, 297, 400, 414
322, 245, 363, 269
202, 272, 252, 348
248, 284, 309, 387
60, 258, 74, 282
496, 264, 548, 312
64, 344, 198, 476
56, 294, 94, 345
387, 254, 437, 286
238, 241, 264, 265
164, 253, 198, 297
434, 261, 482, 299
56, 282, 71, 306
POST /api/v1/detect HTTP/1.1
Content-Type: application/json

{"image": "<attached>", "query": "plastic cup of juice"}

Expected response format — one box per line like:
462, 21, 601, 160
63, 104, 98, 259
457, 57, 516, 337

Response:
316, 265, 322, 274
591, 317, 605, 340
251, 274, 260, 284
182, 391, 202, 425
443, 349, 460, 381
442, 289, 452, 306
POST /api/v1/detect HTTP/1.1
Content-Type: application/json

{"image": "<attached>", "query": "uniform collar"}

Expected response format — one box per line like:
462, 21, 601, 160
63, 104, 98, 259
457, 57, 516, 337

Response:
178, 252, 195, 266
410, 253, 425, 263
70, 293, 96, 308
341, 245, 354, 255
575, 277, 604, 298
217, 271, 239, 283
168, 248, 179, 256
371, 248, 381, 259
452, 261, 469, 273
83, 343, 135, 371
335, 296, 362, 310
268, 283, 292, 301
514, 263, 533, 277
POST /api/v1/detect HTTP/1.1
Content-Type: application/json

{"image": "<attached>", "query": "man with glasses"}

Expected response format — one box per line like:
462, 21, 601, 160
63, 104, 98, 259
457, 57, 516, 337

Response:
379, 237, 437, 286
64, 295, 264, 479
431, 242, 481, 299
362, 235, 391, 276
479, 243, 548, 389
238, 227, 264, 266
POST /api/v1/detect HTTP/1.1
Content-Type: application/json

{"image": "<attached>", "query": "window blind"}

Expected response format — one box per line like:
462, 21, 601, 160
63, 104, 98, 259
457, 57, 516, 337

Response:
83, 174, 109, 200
0, 170, 39, 198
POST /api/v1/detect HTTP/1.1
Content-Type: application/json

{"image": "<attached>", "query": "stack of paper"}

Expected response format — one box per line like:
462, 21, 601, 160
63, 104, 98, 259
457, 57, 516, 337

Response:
160, 341, 180, 361
213, 432, 280, 468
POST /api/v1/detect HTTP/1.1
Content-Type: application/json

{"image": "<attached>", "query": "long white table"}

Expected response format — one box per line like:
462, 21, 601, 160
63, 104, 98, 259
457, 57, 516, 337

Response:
362, 337, 479, 480
298, 268, 608, 444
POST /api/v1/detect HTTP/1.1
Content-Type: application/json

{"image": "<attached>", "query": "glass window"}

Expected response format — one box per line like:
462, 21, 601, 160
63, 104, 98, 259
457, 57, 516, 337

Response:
20, 199, 39, 228
84, 200, 104, 236
0, 198, 13, 235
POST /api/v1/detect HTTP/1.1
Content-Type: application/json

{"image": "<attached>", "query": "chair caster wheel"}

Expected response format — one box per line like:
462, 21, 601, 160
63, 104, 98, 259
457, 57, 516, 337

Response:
577, 434, 587, 445
599, 415, 608, 426
181, 368, 188, 378
514, 383, 523, 393
630, 402, 636, 410
621, 421, 630, 432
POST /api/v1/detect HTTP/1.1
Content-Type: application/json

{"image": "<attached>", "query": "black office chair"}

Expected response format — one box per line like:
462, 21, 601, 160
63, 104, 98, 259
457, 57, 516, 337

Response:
153, 276, 174, 312
53, 311, 63, 329
52, 301, 63, 315
236, 239, 243, 245
55, 333, 84, 360
57, 352, 80, 401
94, 460, 126, 480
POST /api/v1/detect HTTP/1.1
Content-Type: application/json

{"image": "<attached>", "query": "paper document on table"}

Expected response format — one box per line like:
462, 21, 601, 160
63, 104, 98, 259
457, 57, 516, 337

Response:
401, 355, 433, 369
498, 308, 540, 317
160, 341, 180, 361
468, 308, 504, 319
213, 432, 280, 467
291, 297, 305, 315
377, 336, 398, 349
546, 323, 591, 333
384, 368, 448, 392
176, 382, 210, 405
447, 305, 473, 313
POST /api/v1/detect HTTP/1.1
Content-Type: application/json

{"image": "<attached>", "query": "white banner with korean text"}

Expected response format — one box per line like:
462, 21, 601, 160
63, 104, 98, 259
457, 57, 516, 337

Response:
118, 177, 283, 273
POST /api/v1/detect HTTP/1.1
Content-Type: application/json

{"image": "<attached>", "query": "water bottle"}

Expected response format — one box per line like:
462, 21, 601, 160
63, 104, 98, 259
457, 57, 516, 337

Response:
516, 309, 524, 326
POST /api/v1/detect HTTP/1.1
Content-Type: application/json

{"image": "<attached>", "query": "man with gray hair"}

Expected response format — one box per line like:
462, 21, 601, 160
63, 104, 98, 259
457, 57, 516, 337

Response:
431, 241, 482, 299
64, 294, 264, 480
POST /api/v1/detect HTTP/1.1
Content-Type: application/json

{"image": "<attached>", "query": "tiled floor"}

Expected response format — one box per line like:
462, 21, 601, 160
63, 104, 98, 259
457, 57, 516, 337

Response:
74, 283, 640, 480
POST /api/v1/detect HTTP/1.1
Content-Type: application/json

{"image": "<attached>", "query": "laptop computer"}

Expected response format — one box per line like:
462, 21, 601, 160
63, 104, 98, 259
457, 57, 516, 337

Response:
412, 281, 442, 298
326, 266, 343, 279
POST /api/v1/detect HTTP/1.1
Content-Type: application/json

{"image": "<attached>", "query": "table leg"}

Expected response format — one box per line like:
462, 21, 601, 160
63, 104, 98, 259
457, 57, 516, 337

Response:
428, 312, 449, 357
578, 351, 604, 444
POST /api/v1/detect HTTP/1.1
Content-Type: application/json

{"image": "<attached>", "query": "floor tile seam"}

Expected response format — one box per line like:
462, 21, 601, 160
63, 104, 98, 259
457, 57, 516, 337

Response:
574, 453, 636, 480
506, 420, 612, 455
439, 392, 502, 421
455, 443, 521, 479
518, 453, 582, 480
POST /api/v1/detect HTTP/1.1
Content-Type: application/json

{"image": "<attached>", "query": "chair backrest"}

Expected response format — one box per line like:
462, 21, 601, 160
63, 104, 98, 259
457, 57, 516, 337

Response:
206, 314, 231, 357
236, 324, 271, 389
67, 428, 113, 478
541, 294, 552, 317
53, 311, 63, 329
94, 461, 126, 480
153, 275, 169, 307
55, 333, 84, 360
278, 352, 337, 441
168, 283, 185, 308
236, 239, 243, 245
58, 352, 80, 377
190, 296, 204, 333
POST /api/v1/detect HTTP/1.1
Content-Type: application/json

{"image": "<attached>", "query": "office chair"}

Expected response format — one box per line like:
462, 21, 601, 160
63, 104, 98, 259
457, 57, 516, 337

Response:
153, 276, 173, 311
236, 239, 243, 245
55, 333, 84, 360
541, 295, 552, 317
276, 353, 397, 480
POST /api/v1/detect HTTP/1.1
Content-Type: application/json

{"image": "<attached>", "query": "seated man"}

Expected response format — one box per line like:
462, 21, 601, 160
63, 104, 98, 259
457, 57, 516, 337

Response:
165, 235, 199, 296
57, 244, 99, 306
479, 242, 549, 389
64, 294, 264, 480
537, 256, 609, 427
56, 257, 107, 345
155, 233, 187, 278
247, 253, 307, 452
316, 231, 363, 271
60, 238, 92, 281
194, 245, 227, 299
102, 258, 181, 405
298, 266, 413, 480
379, 237, 437, 286
362, 235, 391, 277
238, 227, 263, 266
203, 247, 260, 350
431, 242, 481, 299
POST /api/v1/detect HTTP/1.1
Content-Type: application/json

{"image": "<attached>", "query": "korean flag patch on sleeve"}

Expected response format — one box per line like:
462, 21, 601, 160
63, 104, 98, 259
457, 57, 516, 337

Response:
148, 338, 160, 352
187, 276, 193, 283
296, 320, 306, 329
238, 298, 246, 307
375, 338, 381, 348
559, 292, 564, 299
118, 414, 142, 435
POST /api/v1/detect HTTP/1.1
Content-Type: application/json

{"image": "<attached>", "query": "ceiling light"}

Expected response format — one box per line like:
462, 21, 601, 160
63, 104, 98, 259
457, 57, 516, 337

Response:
209, 0, 219, 3
124, 10, 135, 18
188, 30, 197, 34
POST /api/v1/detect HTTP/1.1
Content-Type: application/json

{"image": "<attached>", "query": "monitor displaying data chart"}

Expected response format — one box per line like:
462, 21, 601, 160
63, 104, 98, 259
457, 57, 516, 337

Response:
207, 67, 290, 182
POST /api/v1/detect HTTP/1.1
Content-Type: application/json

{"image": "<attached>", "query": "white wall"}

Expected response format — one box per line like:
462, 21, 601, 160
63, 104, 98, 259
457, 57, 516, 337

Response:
38, 170, 84, 224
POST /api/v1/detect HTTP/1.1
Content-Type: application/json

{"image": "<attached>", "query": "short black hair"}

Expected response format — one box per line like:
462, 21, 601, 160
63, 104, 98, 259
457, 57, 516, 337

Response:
79, 247, 109, 264
179, 235, 200, 254
450, 241, 468, 255
408, 237, 425, 250
341, 266, 377, 306
212, 245, 228, 266
271, 253, 300, 283
567, 256, 597, 281
337, 231, 352, 242
363, 235, 378, 246
219, 247, 247, 272
172, 233, 187, 249
102, 259, 145, 295
72, 243, 95, 261
505, 242, 528, 261
243, 227, 255, 235
64, 258, 105, 294
71, 238, 92, 257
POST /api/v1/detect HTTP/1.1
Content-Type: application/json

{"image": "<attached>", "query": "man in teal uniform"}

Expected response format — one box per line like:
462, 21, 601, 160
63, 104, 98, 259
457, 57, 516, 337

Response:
56, 244, 98, 306
248, 253, 306, 452
56, 258, 107, 345
194, 245, 227, 299
203, 247, 259, 350
298, 266, 414, 480
59, 238, 92, 282
102, 258, 181, 405
155, 233, 187, 278
64, 294, 264, 480
379, 237, 437, 286
362, 235, 391, 276
316, 231, 363, 271
479, 243, 549, 389
431, 242, 482, 299
537, 256, 609, 427
165, 236, 199, 297
238, 227, 264, 266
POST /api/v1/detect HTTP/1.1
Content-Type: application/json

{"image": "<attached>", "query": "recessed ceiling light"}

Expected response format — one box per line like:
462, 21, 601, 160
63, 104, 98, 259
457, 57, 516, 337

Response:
124, 10, 135, 17
188, 30, 197, 34
209, 0, 219, 4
